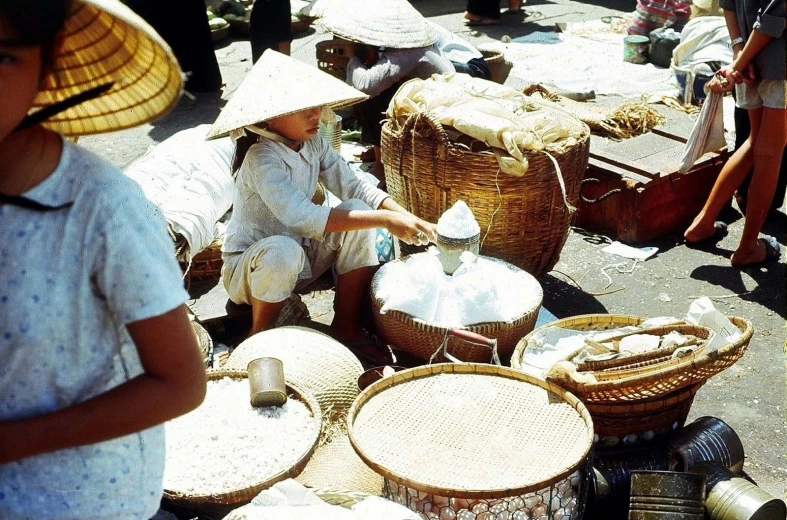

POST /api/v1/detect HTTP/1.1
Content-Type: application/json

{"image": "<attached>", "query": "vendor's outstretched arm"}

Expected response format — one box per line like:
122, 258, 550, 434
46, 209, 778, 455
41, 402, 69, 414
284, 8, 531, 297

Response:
0, 306, 207, 464
325, 206, 436, 244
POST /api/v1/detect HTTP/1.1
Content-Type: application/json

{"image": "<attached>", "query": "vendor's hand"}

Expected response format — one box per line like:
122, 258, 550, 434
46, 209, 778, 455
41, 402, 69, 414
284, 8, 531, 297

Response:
386, 213, 437, 246
735, 62, 756, 85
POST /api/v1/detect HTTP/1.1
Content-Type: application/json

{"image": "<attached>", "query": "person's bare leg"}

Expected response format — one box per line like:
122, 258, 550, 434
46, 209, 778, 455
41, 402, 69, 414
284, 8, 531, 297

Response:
330, 266, 374, 344
731, 106, 786, 265
278, 41, 291, 56
250, 298, 288, 336
684, 109, 762, 242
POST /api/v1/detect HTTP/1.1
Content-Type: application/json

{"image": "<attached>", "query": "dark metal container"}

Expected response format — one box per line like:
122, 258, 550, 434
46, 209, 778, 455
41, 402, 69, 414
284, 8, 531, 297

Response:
667, 416, 745, 474
629, 470, 706, 520
247, 357, 287, 407
692, 462, 787, 520
593, 444, 671, 519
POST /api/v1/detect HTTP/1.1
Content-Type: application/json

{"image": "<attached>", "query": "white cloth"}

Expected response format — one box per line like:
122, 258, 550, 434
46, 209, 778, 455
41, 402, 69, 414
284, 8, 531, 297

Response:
428, 20, 483, 63
679, 90, 726, 173
0, 140, 189, 520
223, 135, 389, 255
672, 17, 734, 71
346, 45, 455, 98
223, 200, 379, 305
123, 124, 235, 259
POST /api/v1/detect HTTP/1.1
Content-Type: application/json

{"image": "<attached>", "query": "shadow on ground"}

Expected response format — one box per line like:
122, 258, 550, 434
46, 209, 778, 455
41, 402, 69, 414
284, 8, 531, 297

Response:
148, 91, 227, 144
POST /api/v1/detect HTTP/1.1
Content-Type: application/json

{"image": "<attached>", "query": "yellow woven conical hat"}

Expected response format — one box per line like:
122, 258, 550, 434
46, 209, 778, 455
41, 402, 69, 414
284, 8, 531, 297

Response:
206, 50, 368, 140
319, 0, 437, 49
29, 0, 183, 137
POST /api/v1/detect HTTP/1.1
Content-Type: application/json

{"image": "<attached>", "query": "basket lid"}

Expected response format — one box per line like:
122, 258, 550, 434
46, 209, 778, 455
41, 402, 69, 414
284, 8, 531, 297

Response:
347, 363, 593, 498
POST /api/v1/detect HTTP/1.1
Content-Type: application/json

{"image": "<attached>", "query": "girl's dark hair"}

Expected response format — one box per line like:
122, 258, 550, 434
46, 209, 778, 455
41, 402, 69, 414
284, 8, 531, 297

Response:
0, 0, 72, 69
232, 133, 259, 175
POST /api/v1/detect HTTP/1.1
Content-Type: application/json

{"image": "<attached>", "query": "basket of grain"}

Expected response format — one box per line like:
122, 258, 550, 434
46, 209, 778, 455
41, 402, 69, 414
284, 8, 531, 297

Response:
370, 253, 543, 363
510, 314, 753, 444
347, 363, 595, 520
382, 77, 590, 277
162, 370, 322, 507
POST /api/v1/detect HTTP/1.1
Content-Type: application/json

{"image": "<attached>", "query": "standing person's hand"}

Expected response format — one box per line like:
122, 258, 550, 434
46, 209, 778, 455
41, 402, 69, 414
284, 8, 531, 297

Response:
708, 68, 736, 93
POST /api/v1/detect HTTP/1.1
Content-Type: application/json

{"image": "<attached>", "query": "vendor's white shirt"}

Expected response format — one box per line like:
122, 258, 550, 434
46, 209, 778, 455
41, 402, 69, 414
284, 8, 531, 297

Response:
0, 139, 189, 520
223, 135, 389, 255
428, 21, 483, 63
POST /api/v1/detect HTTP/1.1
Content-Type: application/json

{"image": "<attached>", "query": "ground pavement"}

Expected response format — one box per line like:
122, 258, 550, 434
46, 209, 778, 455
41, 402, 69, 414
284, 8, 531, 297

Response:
80, 0, 786, 498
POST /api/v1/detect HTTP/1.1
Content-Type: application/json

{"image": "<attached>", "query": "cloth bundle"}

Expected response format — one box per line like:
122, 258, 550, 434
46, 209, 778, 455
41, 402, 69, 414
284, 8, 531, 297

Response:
388, 74, 586, 176
123, 124, 235, 262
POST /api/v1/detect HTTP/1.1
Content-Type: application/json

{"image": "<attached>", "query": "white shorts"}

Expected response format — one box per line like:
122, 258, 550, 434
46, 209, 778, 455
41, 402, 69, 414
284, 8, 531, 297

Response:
735, 79, 787, 110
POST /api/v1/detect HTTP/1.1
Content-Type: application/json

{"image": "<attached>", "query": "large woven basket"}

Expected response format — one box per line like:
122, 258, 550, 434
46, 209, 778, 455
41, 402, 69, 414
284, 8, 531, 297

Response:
316, 39, 351, 80
297, 433, 385, 495
370, 256, 543, 363
381, 111, 590, 277
511, 314, 753, 403
226, 326, 364, 419
347, 363, 594, 519
163, 370, 322, 507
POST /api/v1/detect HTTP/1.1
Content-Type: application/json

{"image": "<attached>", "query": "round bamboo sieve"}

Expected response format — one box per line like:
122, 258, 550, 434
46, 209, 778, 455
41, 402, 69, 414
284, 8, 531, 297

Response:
163, 369, 322, 507
347, 363, 594, 499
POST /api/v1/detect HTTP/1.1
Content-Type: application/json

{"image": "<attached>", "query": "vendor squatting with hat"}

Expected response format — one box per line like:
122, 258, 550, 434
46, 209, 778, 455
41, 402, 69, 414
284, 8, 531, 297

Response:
208, 50, 436, 364
0, 1, 207, 518
320, 0, 462, 179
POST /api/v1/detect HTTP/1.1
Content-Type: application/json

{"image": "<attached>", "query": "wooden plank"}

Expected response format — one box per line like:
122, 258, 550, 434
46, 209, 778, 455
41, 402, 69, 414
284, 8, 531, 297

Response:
588, 148, 661, 178
605, 132, 682, 162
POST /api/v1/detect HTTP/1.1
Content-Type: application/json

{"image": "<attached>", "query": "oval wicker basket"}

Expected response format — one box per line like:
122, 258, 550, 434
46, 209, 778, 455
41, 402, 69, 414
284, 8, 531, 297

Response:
510, 314, 753, 403
381, 111, 590, 278
370, 255, 543, 363
162, 369, 322, 507
347, 363, 594, 518
316, 39, 351, 80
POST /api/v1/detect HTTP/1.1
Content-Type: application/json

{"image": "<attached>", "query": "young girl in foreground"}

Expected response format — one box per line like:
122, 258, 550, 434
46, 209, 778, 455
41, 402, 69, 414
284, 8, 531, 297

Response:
0, 1, 206, 519
208, 50, 436, 362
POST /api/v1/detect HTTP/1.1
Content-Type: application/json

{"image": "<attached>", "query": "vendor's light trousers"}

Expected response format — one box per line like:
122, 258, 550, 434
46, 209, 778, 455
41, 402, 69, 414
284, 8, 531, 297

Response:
222, 199, 379, 305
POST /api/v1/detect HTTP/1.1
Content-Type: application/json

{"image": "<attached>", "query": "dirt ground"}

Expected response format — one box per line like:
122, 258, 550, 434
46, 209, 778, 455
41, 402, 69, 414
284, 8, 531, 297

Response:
80, 0, 786, 502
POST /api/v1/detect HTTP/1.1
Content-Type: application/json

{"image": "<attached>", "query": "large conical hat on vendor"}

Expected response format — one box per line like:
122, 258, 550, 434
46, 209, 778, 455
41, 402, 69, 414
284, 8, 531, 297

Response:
25, 0, 183, 137
206, 50, 368, 140
319, 0, 438, 49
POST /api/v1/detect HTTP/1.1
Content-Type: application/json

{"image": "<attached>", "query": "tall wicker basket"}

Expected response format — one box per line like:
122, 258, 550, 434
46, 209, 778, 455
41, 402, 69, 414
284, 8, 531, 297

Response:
381, 112, 590, 277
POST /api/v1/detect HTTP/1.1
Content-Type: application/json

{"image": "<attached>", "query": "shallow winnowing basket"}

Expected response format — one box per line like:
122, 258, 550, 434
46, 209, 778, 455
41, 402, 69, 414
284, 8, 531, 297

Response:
370, 256, 543, 363
347, 364, 594, 520
381, 111, 590, 277
509, 315, 753, 437
162, 370, 322, 507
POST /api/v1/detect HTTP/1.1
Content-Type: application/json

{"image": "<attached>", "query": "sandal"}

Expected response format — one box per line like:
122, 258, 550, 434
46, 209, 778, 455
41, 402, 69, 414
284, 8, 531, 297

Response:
465, 17, 501, 26
684, 221, 728, 250
731, 236, 781, 268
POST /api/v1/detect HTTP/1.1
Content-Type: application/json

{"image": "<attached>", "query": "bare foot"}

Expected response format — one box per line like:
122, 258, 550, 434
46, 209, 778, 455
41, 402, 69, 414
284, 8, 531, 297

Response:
507, 0, 523, 12
466, 17, 501, 26
684, 216, 718, 243
731, 237, 780, 267
465, 11, 482, 21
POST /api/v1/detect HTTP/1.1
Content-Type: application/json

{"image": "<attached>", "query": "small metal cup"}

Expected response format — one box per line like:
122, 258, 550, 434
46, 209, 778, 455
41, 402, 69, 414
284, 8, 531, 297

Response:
248, 357, 287, 408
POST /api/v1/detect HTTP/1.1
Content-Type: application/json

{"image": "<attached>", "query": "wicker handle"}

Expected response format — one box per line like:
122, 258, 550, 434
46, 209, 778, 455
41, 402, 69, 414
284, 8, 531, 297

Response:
400, 112, 450, 147
449, 329, 497, 347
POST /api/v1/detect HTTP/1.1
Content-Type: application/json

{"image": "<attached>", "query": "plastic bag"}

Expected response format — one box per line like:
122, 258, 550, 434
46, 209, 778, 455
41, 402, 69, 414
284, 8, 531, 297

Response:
678, 90, 725, 173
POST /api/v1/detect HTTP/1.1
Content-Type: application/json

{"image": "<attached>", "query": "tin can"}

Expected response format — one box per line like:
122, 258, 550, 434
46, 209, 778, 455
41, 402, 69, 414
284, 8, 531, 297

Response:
629, 470, 706, 520
248, 357, 287, 407
691, 462, 787, 520
436, 232, 480, 275
318, 114, 343, 153
593, 445, 671, 518
623, 35, 650, 64
667, 416, 745, 474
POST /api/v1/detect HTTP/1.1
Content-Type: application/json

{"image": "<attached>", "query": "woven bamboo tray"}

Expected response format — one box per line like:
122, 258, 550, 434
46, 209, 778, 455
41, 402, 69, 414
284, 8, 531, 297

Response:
381, 111, 590, 278
510, 314, 753, 403
370, 255, 543, 363
192, 321, 214, 367
347, 363, 594, 519
297, 433, 384, 495
316, 39, 350, 80
226, 326, 363, 419
163, 370, 322, 507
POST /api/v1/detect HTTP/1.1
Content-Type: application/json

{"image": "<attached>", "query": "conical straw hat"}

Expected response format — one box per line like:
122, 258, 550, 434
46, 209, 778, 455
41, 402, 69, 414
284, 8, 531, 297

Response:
29, 0, 183, 137
207, 50, 368, 140
319, 0, 437, 49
